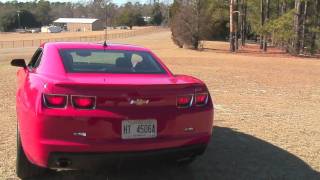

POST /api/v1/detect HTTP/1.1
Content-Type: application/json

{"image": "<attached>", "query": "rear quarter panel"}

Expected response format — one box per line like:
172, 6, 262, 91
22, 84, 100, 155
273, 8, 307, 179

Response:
17, 71, 48, 164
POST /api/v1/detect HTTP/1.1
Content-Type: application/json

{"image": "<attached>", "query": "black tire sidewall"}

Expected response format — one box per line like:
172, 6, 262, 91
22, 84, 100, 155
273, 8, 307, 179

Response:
16, 128, 46, 179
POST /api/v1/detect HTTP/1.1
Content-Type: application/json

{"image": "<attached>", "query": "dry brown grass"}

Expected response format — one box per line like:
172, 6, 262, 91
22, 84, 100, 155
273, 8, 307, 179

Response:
0, 26, 162, 49
0, 26, 150, 41
0, 31, 319, 180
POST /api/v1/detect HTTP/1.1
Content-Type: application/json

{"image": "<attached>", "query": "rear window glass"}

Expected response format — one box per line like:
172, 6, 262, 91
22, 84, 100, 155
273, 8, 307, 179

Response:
59, 49, 166, 74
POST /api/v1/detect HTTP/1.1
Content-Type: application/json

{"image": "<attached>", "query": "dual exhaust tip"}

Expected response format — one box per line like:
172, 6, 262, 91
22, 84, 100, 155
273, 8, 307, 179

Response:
55, 158, 72, 168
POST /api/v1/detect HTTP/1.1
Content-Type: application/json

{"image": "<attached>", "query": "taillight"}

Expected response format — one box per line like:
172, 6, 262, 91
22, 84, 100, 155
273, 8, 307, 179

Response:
195, 93, 208, 106
71, 95, 96, 109
177, 95, 193, 108
43, 94, 67, 108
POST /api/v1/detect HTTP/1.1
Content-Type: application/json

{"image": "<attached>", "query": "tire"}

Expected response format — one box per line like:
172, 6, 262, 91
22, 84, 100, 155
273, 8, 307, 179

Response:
16, 130, 46, 179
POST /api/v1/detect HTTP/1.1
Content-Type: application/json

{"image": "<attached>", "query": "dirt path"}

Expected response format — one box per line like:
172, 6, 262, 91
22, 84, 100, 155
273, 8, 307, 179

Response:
0, 31, 319, 180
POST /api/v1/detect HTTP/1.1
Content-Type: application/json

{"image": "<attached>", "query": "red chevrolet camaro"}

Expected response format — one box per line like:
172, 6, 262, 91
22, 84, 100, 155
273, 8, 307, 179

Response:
11, 42, 214, 179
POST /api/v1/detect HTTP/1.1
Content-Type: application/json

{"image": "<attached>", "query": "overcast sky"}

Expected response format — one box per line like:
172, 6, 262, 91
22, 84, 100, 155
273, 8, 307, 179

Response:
0, 0, 170, 5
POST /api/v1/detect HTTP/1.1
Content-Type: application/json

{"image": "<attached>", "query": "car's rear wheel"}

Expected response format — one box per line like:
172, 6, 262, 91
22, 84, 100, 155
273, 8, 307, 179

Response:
16, 129, 47, 179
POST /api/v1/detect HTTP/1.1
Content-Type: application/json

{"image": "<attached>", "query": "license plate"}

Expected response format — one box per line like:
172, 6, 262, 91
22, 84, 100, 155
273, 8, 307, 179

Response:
121, 119, 157, 139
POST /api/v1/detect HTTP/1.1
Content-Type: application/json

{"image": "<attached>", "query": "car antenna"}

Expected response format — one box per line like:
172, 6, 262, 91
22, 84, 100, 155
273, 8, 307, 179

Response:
103, 2, 108, 48
103, 24, 108, 47
103, 40, 107, 47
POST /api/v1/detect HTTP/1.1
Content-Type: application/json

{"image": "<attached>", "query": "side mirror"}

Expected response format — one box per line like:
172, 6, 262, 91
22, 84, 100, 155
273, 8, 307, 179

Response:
11, 59, 27, 68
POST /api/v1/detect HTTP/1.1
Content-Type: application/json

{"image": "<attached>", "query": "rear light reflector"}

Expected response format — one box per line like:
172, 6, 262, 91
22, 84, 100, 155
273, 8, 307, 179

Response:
71, 95, 96, 109
43, 94, 67, 108
195, 93, 208, 106
177, 95, 193, 108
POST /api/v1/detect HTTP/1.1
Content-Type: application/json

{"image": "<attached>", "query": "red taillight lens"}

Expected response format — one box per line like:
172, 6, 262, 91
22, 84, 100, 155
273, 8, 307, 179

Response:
177, 95, 193, 108
43, 94, 67, 108
72, 96, 96, 109
195, 93, 208, 106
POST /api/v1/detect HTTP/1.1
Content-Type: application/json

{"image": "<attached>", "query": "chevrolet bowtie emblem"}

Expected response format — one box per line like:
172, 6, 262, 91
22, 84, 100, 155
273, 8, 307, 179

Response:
130, 99, 150, 106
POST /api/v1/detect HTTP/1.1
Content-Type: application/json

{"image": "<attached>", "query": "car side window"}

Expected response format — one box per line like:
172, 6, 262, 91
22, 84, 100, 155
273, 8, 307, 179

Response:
28, 48, 43, 69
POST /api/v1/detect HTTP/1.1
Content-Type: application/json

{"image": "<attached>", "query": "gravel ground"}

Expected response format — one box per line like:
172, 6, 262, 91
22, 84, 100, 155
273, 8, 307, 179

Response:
0, 31, 319, 180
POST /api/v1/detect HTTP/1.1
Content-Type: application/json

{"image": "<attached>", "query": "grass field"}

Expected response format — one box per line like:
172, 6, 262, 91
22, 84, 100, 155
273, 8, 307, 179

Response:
0, 26, 150, 41
0, 26, 161, 49
0, 30, 320, 180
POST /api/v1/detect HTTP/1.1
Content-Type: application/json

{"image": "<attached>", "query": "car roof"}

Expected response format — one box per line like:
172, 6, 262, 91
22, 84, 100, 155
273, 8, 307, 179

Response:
42, 42, 151, 52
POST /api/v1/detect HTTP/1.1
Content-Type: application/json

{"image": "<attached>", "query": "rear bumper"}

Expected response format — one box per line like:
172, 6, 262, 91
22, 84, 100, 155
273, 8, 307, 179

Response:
21, 110, 214, 168
19, 102, 214, 168
47, 143, 207, 170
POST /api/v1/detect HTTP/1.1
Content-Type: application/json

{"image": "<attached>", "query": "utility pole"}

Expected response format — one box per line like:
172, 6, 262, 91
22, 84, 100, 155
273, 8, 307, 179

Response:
230, 0, 236, 52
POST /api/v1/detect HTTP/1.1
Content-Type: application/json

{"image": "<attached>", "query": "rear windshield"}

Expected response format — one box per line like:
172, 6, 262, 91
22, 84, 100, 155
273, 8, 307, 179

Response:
59, 49, 166, 74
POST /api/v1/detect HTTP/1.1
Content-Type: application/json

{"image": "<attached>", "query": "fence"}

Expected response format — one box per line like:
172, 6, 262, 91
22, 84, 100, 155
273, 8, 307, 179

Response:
0, 27, 166, 49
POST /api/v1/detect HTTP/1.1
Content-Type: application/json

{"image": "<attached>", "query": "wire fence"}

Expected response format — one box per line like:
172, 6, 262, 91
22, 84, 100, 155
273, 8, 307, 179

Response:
0, 27, 166, 49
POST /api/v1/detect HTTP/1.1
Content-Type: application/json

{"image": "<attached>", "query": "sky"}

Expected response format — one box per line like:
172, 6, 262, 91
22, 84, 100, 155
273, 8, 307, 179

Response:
0, 0, 159, 5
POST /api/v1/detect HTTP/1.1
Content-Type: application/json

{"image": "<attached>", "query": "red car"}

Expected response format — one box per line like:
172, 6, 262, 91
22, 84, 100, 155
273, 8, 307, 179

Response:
11, 42, 214, 179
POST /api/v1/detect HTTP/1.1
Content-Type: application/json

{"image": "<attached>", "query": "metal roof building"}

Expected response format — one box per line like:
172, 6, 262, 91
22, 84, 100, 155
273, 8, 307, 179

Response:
53, 18, 104, 32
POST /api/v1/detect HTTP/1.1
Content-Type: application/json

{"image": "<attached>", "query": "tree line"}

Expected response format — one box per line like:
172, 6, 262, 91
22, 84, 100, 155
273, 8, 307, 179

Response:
1, 0, 318, 55
170, 0, 320, 56
0, 0, 166, 32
